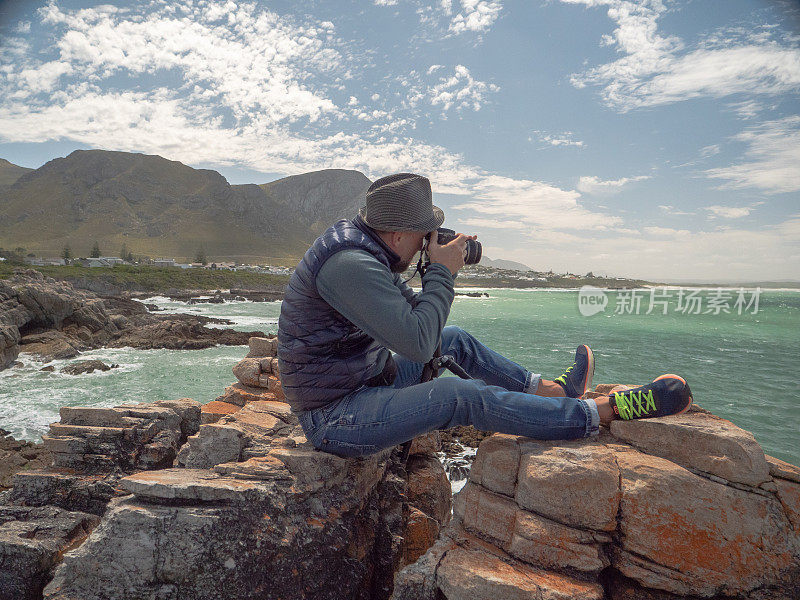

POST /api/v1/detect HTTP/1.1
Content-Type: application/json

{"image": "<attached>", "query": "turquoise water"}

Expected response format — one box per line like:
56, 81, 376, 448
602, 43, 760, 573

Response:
1, 289, 798, 466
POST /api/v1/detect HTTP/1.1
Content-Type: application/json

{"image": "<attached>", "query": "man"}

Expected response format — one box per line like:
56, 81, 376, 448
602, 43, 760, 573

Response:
277, 173, 692, 457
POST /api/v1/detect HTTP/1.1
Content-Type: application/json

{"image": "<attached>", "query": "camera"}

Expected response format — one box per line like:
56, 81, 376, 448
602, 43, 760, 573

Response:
428, 227, 482, 265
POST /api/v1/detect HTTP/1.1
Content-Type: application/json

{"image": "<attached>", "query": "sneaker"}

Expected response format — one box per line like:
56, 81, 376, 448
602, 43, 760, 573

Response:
554, 345, 594, 398
609, 374, 693, 420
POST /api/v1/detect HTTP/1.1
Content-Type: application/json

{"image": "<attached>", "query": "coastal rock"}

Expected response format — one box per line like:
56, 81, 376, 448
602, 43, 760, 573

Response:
109, 319, 263, 350
610, 411, 771, 487
40, 433, 412, 600
41, 398, 200, 472
393, 391, 800, 600
0, 429, 53, 492
215, 381, 283, 406
0, 271, 267, 370
200, 400, 241, 424
60, 359, 116, 375
246, 335, 278, 358
406, 453, 452, 526
232, 357, 262, 387
0, 505, 99, 600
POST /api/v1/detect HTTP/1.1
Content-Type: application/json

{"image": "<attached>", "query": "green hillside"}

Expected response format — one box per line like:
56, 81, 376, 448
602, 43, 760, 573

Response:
0, 150, 369, 264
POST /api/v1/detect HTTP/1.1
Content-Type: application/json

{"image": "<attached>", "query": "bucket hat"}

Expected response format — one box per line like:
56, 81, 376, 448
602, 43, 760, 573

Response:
358, 173, 445, 232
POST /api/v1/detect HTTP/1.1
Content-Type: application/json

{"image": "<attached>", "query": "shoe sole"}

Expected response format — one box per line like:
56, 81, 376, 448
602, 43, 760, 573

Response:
652, 373, 693, 415
580, 345, 594, 396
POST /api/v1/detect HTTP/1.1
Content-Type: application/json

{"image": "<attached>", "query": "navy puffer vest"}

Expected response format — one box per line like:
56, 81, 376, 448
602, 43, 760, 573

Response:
277, 218, 396, 412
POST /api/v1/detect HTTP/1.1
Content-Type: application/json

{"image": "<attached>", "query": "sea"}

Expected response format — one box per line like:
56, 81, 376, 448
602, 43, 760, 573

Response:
1, 287, 798, 466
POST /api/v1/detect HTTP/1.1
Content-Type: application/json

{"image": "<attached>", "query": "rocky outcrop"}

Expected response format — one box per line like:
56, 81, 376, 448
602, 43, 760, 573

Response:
60, 360, 117, 375
0, 429, 53, 493
0, 270, 266, 369
1, 336, 451, 600
392, 402, 800, 600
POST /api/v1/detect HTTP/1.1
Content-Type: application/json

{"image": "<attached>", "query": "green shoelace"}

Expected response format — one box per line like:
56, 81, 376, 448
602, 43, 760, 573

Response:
613, 389, 657, 420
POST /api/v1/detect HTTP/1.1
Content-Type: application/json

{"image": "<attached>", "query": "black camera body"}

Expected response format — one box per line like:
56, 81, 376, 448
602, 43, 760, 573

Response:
430, 228, 482, 265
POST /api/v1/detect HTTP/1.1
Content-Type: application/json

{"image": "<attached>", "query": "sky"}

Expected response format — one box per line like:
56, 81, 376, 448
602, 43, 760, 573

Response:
0, 0, 798, 281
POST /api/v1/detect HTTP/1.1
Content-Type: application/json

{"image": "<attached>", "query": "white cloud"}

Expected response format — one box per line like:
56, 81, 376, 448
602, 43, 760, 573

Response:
727, 100, 768, 120
410, 64, 500, 114
705, 116, 800, 194
374, 0, 399, 5
577, 174, 650, 194
449, 0, 503, 35
452, 175, 621, 231
642, 226, 690, 237
530, 130, 585, 147
699, 144, 720, 158
562, 0, 800, 111
703, 205, 754, 219
658, 205, 694, 216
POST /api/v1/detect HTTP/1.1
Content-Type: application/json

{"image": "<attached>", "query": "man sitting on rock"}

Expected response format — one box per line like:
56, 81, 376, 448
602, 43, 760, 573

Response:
277, 173, 693, 457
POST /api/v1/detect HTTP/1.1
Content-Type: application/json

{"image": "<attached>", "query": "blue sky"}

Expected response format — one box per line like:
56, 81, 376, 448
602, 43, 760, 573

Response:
0, 0, 798, 280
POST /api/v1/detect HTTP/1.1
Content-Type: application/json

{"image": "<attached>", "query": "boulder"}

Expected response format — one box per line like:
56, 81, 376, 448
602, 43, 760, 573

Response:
610, 411, 771, 487
232, 357, 261, 387
60, 359, 115, 375
246, 336, 277, 358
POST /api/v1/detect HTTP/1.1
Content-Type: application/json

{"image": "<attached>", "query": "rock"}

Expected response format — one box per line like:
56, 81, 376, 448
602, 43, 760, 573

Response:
200, 400, 241, 424
0, 505, 99, 600
19, 330, 82, 361
176, 423, 244, 468
42, 399, 200, 472
509, 506, 611, 575
402, 507, 440, 566
396, 396, 800, 600
259, 356, 280, 375
232, 357, 261, 387
246, 335, 277, 358
470, 433, 520, 497
435, 541, 604, 600
215, 382, 281, 407
43, 449, 407, 600
610, 411, 771, 487
40, 365, 55, 371
406, 454, 451, 526
408, 431, 441, 456
455, 482, 518, 547
109, 319, 264, 351
0, 430, 53, 492
613, 445, 797, 597
767, 454, 800, 483
515, 438, 620, 532
61, 359, 115, 375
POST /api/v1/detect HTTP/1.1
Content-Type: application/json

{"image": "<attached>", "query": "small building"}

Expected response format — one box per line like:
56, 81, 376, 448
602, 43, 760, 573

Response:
153, 258, 176, 268
99, 256, 127, 265
79, 258, 112, 268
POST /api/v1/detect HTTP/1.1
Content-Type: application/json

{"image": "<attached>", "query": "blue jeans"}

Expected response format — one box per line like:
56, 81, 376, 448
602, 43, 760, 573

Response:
298, 326, 600, 457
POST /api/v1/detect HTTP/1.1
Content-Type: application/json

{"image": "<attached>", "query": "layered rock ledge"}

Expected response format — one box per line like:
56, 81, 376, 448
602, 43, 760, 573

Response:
0, 336, 451, 600
392, 404, 800, 600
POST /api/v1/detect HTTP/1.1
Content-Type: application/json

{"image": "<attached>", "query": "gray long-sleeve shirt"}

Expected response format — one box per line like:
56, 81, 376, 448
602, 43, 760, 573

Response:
316, 249, 455, 363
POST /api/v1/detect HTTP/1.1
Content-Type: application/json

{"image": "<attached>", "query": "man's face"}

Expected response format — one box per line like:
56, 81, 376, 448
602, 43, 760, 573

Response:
390, 230, 429, 273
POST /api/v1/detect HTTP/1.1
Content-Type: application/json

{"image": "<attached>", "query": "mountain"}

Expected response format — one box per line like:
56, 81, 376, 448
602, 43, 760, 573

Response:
0, 150, 370, 263
480, 256, 532, 272
0, 158, 33, 187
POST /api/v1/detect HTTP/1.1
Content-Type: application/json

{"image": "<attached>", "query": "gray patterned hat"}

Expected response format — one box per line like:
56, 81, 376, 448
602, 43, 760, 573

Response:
358, 173, 445, 232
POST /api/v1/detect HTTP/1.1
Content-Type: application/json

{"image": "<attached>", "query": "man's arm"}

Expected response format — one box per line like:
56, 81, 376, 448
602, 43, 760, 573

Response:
316, 249, 454, 363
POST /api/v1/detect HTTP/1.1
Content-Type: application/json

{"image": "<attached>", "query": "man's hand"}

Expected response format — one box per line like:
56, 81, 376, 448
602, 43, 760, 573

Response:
427, 232, 478, 276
